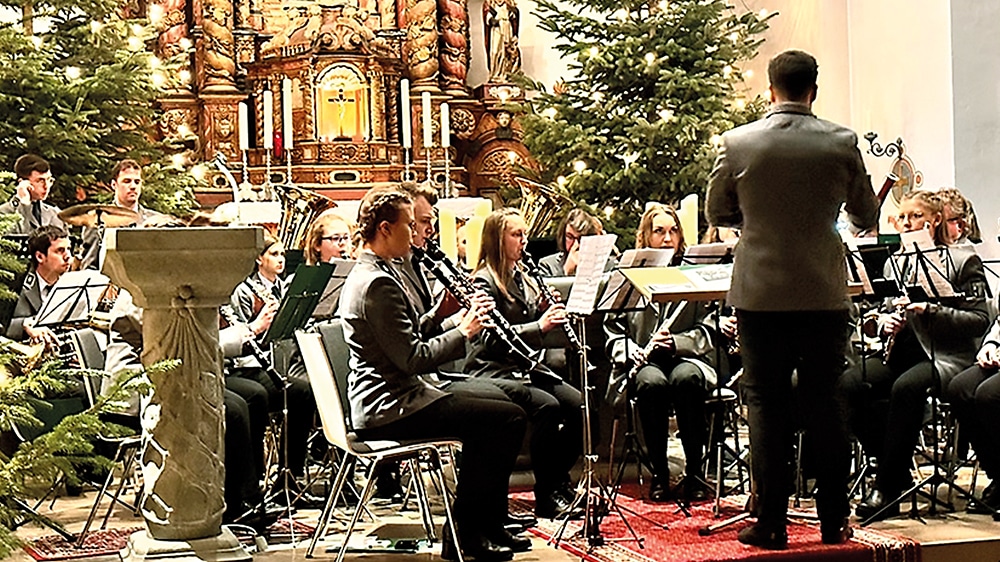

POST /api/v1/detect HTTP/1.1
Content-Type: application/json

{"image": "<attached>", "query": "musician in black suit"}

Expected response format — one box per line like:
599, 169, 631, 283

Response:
465, 208, 584, 519
844, 190, 989, 521
0, 154, 65, 235
340, 188, 527, 561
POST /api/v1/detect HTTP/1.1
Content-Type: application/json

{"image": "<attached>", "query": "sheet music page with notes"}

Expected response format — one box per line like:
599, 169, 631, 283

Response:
565, 234, 618, 316
842, 234, 874, 295
899, 229, 955, 298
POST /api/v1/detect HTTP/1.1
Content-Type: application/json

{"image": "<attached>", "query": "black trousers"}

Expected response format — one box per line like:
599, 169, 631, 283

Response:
738, 309, 851, 528
946, 365, 1000, 479
355, 394, 525, 538
487, 376, 583, 495
223, 389, 258, 519
635, 358, 708, 478
224, 376, 269, 482
230, 366, 316, 477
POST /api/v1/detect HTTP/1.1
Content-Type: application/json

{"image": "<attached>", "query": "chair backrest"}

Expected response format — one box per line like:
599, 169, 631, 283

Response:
72, 328, 105, 370
295, 330, 353, 452
316, 319, 353, 417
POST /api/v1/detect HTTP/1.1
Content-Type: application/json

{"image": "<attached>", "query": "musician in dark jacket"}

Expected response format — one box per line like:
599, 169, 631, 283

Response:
339, 188, 527, 561
844, 190, 989, 521
465, 208, 584, 519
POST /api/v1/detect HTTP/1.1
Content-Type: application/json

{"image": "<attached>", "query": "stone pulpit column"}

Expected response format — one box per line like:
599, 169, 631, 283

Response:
103, 227, 262, 562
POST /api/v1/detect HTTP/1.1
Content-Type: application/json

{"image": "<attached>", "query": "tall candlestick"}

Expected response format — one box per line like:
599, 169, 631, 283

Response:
440, 102, 450, 148
465, 216, 485, 271
421, 91, 433, 148
400, 79, 412, 149
262, 89, 274, 150
237, 102, 249, 151
282, 78, 293, 151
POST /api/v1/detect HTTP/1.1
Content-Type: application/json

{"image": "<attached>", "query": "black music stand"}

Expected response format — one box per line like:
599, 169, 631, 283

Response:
34, 270, 110, 329
860, 241, 982, 524
311, 259, 355, 320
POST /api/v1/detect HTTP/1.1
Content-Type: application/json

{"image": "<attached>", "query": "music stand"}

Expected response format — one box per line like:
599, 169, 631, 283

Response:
34, 270, 110, 328
860, 239, 982, 524
311, 259, 355, 320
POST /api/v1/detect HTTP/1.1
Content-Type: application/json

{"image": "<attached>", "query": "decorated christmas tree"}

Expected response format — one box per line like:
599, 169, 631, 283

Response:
516, 0, 773, 244
0, 0, 199, 215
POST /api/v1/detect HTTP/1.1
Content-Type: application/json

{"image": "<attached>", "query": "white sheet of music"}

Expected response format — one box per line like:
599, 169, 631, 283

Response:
565, 234, 618, 316
899, 229, 955, 298
843, 236, 874, 295
617, 248, 674, 268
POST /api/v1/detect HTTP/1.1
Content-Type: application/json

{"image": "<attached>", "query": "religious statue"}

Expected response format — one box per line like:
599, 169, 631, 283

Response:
483, 0, 520, 83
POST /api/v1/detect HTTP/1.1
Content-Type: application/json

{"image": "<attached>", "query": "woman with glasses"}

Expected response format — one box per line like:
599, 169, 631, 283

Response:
539, 208, 605, 277
305, 212, 354, 264
843, 190, 990, 521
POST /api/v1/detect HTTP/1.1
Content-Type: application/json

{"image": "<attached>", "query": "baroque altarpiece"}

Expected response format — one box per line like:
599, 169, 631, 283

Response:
153, 0, 533, 205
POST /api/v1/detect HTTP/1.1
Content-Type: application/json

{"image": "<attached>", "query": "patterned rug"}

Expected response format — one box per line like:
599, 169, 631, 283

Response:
23, 527, 142, 561
511, 487, 920, 562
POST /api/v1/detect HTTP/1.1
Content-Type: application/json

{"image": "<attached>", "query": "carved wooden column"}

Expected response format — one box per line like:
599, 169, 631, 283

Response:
438, 0, 470, 95
401, 0, 439, 91
104, 227, 262, 562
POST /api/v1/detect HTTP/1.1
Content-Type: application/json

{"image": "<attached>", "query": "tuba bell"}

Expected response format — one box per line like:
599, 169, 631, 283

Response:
512, 176, 575, 239
275, 184, 338, 251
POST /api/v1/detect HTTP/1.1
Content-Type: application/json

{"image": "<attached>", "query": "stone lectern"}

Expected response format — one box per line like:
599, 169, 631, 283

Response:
102, 227, 263, 562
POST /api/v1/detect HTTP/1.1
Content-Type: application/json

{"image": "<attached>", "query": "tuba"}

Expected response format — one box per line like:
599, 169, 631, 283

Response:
512, 177, 574, 239
275, 184, 338, 251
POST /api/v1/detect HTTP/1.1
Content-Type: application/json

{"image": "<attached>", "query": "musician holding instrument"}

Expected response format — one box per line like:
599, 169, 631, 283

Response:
707, 50, 880, 548
340, 188, 527, 561
0, 154, 65, 235
465, 208, 584, 520
844, 190, 989, 521
230, 234, 319, 505
604, 203, 717, 502
7, 225, 73, 345
539, 208, 604, 277
304, 211, 353, 264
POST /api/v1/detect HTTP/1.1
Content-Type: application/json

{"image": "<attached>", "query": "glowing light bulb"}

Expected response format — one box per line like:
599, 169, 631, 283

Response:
573, 160, 587, 173
658, 108, 673, 121
588, 46, 599, 58
90, 21, 103, 33
710, 134, 722, 147
65, 67, 81, 80
177, 123, 192, 137
149, 56, 161, 69
758, 8, 769, 18
151, 72, 166, 88
604, 206, 614, 219
171, 153, 187, 168
127, 36, 143, 51
744, 69, 754, 79
614, 8, 629, 20
722, 65, 732, 76
557, 176, 567, 186
734, 98, 746, 110
149, 4, 164, 23
179, 37, 193, 50
191, 164, 207, 181
178, 69, 191, 83
30, 36, 43, 49
131, 23, 144, 36
541, 107, 558, 119
729, 32, 739, 42
645, 53, 656, 65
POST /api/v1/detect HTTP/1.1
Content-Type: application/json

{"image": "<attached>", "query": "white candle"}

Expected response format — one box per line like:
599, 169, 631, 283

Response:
262, 89, 273, 150
238, 102, 249, 151
400, 79, 412, 149
421, 91, 433, 148
281, 78, 293, 151
440, 102, 450, 148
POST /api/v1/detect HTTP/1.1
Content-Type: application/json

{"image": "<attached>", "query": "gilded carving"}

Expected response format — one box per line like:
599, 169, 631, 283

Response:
202, 0, 237, 90
369, 68, 386, 140
451, 107, 475, 139
402, 0, 439, 85
438, 0, 469, 93
159, 109, 196, 141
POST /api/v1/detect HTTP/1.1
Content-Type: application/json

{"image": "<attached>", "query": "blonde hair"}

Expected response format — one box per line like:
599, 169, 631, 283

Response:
635, 203, 686, 261
305, 212, 352, 265
899, 190, 946, 246
937, 188, 982, 244
475, 208, 535, 301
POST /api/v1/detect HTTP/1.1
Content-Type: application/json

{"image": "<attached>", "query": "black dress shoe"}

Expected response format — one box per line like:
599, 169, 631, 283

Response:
535, 490, 577, 519
969, 481, 1000, 514
505, 512, 537, 530
678, 475, 707, 502
488, 528, 532, 553
649, 475, 671, 502
821, 517, 853, 545
737, 523, 788, 550
441, 528, 514, 562
854, 489, 898, 522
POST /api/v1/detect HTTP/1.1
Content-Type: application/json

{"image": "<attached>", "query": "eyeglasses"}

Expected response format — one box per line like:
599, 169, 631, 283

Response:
30, 175, 54, 187
322, 234, 351, 244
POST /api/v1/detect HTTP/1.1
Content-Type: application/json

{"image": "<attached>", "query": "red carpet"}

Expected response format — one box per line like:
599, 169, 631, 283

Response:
23, 527, 142, 561
511, 487, 920, 562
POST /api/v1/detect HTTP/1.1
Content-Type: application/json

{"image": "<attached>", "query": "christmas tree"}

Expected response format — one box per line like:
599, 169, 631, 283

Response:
0, 0, 199, 215
516, 0, 773, 244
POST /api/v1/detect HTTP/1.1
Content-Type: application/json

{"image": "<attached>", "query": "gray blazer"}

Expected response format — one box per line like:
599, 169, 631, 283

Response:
6, 271, 44, 340
0, 197, 64, 235
706, 102, 880, 311
337, 250, 465, 430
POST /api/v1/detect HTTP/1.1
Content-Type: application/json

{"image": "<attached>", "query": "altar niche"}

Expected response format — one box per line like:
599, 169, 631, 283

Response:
316, 64, 370, 143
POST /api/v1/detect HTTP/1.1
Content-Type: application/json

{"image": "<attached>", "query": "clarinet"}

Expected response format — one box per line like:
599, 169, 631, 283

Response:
220, 305, 286, 387
520, 250, 584, 352
412, 241, 539, 370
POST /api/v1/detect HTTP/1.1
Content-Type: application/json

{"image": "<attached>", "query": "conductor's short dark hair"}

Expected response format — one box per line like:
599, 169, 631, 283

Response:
768, 50, 818, 101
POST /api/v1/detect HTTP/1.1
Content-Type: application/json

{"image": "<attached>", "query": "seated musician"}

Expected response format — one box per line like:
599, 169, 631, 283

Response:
465, 208, 584, 519
946, 296, 1000, 515
0, 154, 65, 235
339, 188, 527, 561
305, 211, 353, 264
604, 203, 720, 502
539, 208, 604, 277
105, 289, 275, 528
230, 234, 319, 505
938, 188, 982, 248
7, 225, 72, 344
844, 190, 990, 520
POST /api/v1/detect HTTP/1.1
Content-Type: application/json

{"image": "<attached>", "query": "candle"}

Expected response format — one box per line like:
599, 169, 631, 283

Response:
440, 102, 450, 148
464, 216, 485, 271
282, 78, 293, 150
421, 91, 433, 148
238, 101, 249, 151
473, 198, 492, 218
262, 89, 273, 150
678, 193, 698, 244
439, 207, 458, 263
400, 79, 412, 149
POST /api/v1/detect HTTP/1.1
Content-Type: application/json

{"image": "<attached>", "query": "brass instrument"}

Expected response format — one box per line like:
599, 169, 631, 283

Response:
513, 177, 575, 239
520, 250, 584, 352
275, 184, 337, 251
412, 240, 540, 370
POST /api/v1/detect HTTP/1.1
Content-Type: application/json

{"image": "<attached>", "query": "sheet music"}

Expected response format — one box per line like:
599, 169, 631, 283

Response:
618, 248, 674, 268
843, 237, 874, 295
312, 259, 356, 318
565, 234, 618, 315
646, 264, 733, 295
34, 270, 111, 327
899, 229, 955, 298
683, 241, 736, 265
